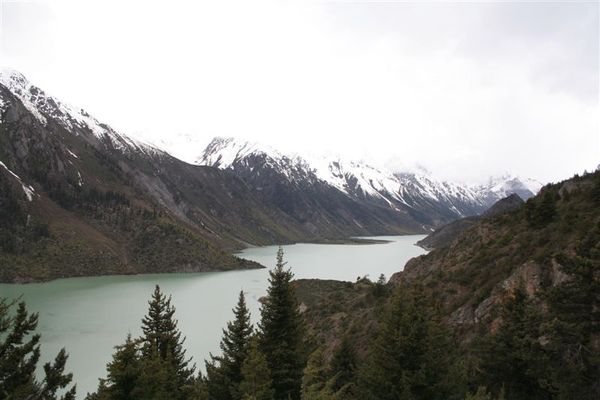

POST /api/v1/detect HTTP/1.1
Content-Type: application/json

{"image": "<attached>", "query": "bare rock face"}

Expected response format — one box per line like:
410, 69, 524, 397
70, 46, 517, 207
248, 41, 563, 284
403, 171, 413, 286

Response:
501, 261, 544, 296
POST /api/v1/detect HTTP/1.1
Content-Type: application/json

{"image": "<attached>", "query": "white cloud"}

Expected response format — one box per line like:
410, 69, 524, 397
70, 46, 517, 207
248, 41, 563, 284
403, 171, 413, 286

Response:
1, 0, 598, 183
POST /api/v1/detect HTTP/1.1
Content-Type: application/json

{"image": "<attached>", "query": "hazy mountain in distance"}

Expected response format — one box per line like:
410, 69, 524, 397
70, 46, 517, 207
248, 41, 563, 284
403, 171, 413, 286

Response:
197, 136, 542, 229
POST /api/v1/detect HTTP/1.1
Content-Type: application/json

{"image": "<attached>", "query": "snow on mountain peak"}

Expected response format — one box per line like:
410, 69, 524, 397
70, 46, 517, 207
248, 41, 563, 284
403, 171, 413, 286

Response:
479, 174, 543, 199
0, 68, 29, 89
0, 68, 48, 123
198, 136, 283, 168
195, 136, 547, 219
0, 68, 161, 157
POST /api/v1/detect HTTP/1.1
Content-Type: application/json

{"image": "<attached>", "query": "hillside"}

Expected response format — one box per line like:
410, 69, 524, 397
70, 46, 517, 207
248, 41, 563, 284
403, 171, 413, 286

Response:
0, 74, 269, 282
297, 170, 600, 353
416, 193, 524, 250
0, 70, 458, 283
0, 69, 546, 283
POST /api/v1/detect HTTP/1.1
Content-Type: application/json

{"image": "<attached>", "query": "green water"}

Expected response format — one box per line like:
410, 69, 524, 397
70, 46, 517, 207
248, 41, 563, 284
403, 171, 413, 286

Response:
0, 235, 426, 398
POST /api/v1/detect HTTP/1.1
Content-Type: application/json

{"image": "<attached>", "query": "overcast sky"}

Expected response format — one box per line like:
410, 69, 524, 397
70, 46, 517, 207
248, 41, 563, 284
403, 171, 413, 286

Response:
1, 0, 598, 183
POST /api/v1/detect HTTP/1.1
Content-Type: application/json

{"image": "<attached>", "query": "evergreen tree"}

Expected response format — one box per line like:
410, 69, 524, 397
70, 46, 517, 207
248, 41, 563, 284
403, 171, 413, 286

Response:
301, 348, 334, 400
89, 287, 194, 400
464, 387, 505, 400
359, 285, 454, 400
541, 251, 600, 399
258, 248, 305, 400
372, 274, 388, 298
0, 298, 76, 400
89, 335, 141, 400
329, 335, 357, 393
206, 291, 253, 400
476, 286, 549, 400
132, 349, 181, 400
239, 340, 274, 400
140, 285, 194, 391
591, 174, 600, 204
525, 191, 556, 228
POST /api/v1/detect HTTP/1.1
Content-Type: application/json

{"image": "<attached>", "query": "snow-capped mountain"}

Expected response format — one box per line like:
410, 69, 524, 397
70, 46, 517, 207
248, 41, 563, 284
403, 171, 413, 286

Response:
475, 175, 543, 206
197, 137, 542, 228
0, 68, 547, 282
0, 68, 161, 156
2, 69, 451, 283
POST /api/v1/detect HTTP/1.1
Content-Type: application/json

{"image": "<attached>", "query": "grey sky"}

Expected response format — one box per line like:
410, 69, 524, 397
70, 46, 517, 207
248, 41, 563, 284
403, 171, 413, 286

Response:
1, 0, 598, 183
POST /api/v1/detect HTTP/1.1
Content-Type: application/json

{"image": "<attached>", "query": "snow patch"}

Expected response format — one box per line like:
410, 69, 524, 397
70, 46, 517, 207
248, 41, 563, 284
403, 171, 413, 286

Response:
0, 68, 48, 124
0, 161, 35, 201
67, 148, 79, 159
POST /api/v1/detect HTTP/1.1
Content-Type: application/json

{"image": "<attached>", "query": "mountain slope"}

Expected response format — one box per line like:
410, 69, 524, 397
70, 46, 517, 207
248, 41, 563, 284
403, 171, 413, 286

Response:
0, 70, 273, 282
416, 193, 525, 250
391, 171, 600, 336
197, 137, 428, 236
0, 69, 462, 282
295, 170, 600, 365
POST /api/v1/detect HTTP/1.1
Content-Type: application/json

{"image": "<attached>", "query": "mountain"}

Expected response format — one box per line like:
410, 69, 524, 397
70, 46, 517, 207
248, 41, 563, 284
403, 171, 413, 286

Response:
474, 174, 542, 206
390, 170, 600, 334
416, 193, 525, 250
197, 137, 425, 236
0, 69, 282, 282
0, 69, 444, 282
197, 136, 540, 230
0, 69, 546, 282
296, 170, 600, 362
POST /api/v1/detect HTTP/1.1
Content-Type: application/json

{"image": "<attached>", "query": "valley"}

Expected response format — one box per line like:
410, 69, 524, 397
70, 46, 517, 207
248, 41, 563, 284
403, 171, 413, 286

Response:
0, 69, 541, 283
0, 235, 426, 398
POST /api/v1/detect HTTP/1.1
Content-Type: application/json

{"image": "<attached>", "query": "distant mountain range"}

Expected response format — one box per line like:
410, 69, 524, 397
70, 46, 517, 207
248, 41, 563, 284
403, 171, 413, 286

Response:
195, 136, 542, 228
0, 69, 543, 282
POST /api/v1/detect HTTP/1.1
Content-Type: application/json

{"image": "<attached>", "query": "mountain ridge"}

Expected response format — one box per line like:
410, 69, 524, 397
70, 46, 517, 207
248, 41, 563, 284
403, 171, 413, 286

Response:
0, 70, 424, 282
196, 136, 542, 229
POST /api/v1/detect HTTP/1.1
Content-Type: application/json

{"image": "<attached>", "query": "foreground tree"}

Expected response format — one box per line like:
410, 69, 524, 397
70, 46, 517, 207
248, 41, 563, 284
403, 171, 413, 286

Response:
0, 298, 76, 400
359, 285, 456, 400
206, 291, 254, 400
89, 285, 194, 400
301, 348, 334, 400
87, 335, 141, 400
258, 247, 306, 400
141, 285, 194, 389
476, 286, 549, 400
329, 335, 358, 393
239, 340, 274, 400
541, 250, 600, 399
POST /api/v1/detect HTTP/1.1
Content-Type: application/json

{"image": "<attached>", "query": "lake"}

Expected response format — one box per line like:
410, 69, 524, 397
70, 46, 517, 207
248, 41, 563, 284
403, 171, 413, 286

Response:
0, 235, 426, 398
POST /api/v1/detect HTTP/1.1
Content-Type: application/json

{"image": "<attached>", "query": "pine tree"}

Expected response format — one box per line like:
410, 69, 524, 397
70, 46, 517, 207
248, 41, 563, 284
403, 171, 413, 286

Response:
591, 174, 600, 204
239, 340, 274, 400
542, 251, 600, 399
525, 191, 556, 228
258, 247, 305, 400
205, 358, 231, 400
330, 335, 357, 392
132, 349, 181, 400
359, 285, 454, 400
0, 298, 76, 400
89, 287, 194, 400
372, 274, 388, 298
209, 291, 253, 400
90, 335, 141, 400
301, 348, 334, 400
140, 284, 194, 391
476, 286, 549, 400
